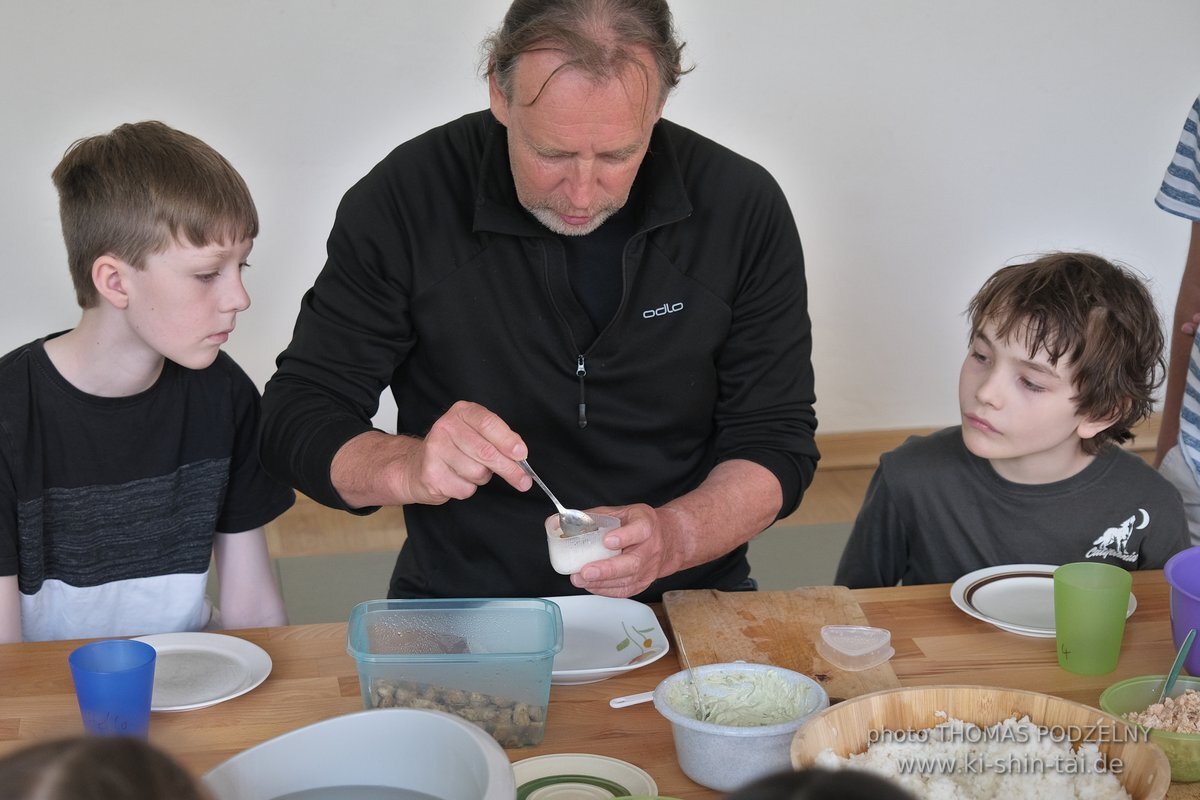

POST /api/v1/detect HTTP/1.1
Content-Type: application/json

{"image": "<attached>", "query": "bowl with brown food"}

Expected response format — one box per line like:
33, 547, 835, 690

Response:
1100, 674, 1200, 783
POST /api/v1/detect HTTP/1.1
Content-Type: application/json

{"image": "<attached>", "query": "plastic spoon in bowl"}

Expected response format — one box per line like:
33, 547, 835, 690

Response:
518, 459, 598, 538
1159, 628, 1196, 704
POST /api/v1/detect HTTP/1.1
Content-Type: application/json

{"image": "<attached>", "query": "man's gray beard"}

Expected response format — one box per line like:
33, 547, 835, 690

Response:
527, 206, 617, 236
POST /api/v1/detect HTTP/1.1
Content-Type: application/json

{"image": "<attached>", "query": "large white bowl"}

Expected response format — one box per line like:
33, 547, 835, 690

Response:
202, 708, 515, 800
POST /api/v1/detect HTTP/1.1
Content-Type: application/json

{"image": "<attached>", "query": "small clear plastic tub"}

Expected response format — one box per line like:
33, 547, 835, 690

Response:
816, 625, 894, 671
545, 513, 621, 575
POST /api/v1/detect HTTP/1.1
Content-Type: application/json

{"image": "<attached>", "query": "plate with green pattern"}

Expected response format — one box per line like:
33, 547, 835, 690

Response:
513, 753, 656, 800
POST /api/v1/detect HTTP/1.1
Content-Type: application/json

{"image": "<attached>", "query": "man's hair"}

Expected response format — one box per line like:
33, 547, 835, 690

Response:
966, 252, 1164, 454
482, 0, 691, 107
0, 737, 209, 800
51, 120, 258, 308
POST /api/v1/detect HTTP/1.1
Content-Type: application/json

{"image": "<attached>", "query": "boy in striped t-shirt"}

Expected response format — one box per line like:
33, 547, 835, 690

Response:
1153, 94, 1200, 547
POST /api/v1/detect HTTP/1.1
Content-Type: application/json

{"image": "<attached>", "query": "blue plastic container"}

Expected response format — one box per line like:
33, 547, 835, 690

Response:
346, 598, 563, 748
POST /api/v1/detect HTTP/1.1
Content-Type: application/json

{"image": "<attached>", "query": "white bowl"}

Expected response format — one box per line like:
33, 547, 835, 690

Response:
202, 708, 515, 800
652, 662, 829, 792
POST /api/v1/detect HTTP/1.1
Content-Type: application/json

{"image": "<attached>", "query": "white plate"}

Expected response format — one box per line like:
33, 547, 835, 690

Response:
950, 564, 1137, 638
512, 753, 657, 800
133, 632, 272, 712
545, 596, 670, 685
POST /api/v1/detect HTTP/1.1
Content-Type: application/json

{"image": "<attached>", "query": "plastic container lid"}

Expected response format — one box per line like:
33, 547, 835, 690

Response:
816, 625, 894, 671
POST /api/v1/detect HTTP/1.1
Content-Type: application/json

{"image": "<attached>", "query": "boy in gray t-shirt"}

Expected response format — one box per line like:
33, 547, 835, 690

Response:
837, 252, 1188, 588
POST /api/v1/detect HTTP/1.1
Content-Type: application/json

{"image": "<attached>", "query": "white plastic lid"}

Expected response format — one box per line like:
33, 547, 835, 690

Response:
816, 625, 894, 671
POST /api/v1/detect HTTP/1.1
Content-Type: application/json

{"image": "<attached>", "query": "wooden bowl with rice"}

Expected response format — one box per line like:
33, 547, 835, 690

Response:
791, 685, 1170, 799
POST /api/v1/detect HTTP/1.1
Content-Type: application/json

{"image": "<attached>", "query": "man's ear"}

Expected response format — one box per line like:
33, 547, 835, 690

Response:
488, 68, 510, 127
92, 254, 131, 310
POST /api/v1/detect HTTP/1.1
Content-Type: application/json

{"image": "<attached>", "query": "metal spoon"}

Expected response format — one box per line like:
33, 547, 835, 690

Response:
1159, 628, 1196, 704
518, 459, 599, 538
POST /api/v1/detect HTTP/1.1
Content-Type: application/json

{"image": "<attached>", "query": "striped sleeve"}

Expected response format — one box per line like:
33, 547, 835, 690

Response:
1156, 95, 1200, 222
1182, 339, 1200, 486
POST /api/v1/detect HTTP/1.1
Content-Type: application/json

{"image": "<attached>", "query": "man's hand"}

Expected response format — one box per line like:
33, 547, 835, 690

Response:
566, 460, 782, 598
332, 400, 531, 508
397, 401, 532, 504
567, 504, 687, 598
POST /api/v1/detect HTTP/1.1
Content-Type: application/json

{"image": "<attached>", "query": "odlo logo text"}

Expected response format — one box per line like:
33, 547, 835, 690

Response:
643, 302, 684, 319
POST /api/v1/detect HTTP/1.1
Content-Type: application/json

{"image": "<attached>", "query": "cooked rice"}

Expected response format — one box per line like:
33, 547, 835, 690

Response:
814, 714, 1130, 799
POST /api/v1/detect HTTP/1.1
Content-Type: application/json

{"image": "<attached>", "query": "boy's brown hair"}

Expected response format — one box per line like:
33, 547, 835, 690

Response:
966, 252, 1164, 455
51, 120, 258, 308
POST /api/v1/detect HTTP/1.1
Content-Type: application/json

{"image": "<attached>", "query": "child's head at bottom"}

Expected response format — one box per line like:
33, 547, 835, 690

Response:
960, 252, 1162, 469
726, 766, 917, 800
0, 736, 208, 800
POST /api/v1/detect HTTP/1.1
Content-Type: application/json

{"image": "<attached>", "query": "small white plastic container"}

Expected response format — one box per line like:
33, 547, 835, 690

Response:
545, 513, 621, 575
816, 625, 894, 671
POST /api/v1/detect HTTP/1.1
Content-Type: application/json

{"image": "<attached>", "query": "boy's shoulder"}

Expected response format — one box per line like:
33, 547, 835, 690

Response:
0, 334, 52, 368
878, 426, 1172, 498
870, 427, 975, 503
879, 426, 968, 471
0, 334, 60, 391
0, 342, 256, 422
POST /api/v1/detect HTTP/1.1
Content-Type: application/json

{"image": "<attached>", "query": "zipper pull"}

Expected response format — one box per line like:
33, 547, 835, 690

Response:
576, 355, 588, 429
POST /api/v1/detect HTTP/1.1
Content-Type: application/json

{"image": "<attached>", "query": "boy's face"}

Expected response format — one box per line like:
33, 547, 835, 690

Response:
119, 237, 252, 370
958, 320, 1110, 483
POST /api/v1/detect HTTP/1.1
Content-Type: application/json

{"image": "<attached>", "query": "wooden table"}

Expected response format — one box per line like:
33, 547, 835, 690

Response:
0, 570, 1193, 799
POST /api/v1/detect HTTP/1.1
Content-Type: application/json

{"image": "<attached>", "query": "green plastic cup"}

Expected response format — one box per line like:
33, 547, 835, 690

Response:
1053, 562, 1131, 675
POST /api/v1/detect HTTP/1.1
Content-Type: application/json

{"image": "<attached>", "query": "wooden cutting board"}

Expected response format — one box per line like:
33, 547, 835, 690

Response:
662, 587, 901, 702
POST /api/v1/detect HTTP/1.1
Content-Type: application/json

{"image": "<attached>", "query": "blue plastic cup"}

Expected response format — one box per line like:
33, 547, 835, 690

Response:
68, 639, 156, 737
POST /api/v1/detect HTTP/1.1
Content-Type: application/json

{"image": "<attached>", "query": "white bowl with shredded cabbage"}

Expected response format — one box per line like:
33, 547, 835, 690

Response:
652, 661, 829, 792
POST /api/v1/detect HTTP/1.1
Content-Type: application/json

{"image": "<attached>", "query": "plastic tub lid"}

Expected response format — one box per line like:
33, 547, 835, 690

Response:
816, 625, 894, 671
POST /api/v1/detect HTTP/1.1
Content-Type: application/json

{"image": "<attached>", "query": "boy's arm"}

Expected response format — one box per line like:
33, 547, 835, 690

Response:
1155, 221, 1200, 466
213, 529, 287, 629
0, 575, 21, 643
834, 467, 906, 589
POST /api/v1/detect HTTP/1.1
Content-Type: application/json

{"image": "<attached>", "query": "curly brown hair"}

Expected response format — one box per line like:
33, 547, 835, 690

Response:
966, 252, 1165, 455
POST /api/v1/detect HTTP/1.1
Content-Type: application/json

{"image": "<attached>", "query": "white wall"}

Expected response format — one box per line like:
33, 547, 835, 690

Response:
4, 1, 1199, 434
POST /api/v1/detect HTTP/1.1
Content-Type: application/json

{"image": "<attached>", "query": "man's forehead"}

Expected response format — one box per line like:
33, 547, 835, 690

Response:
510, 47, 657, 105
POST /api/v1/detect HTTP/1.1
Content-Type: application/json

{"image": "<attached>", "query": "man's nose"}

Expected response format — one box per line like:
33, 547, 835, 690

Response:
564, 159, 597, 210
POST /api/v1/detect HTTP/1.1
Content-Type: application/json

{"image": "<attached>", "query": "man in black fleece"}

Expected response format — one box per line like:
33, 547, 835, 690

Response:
260, 0, 819, 601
